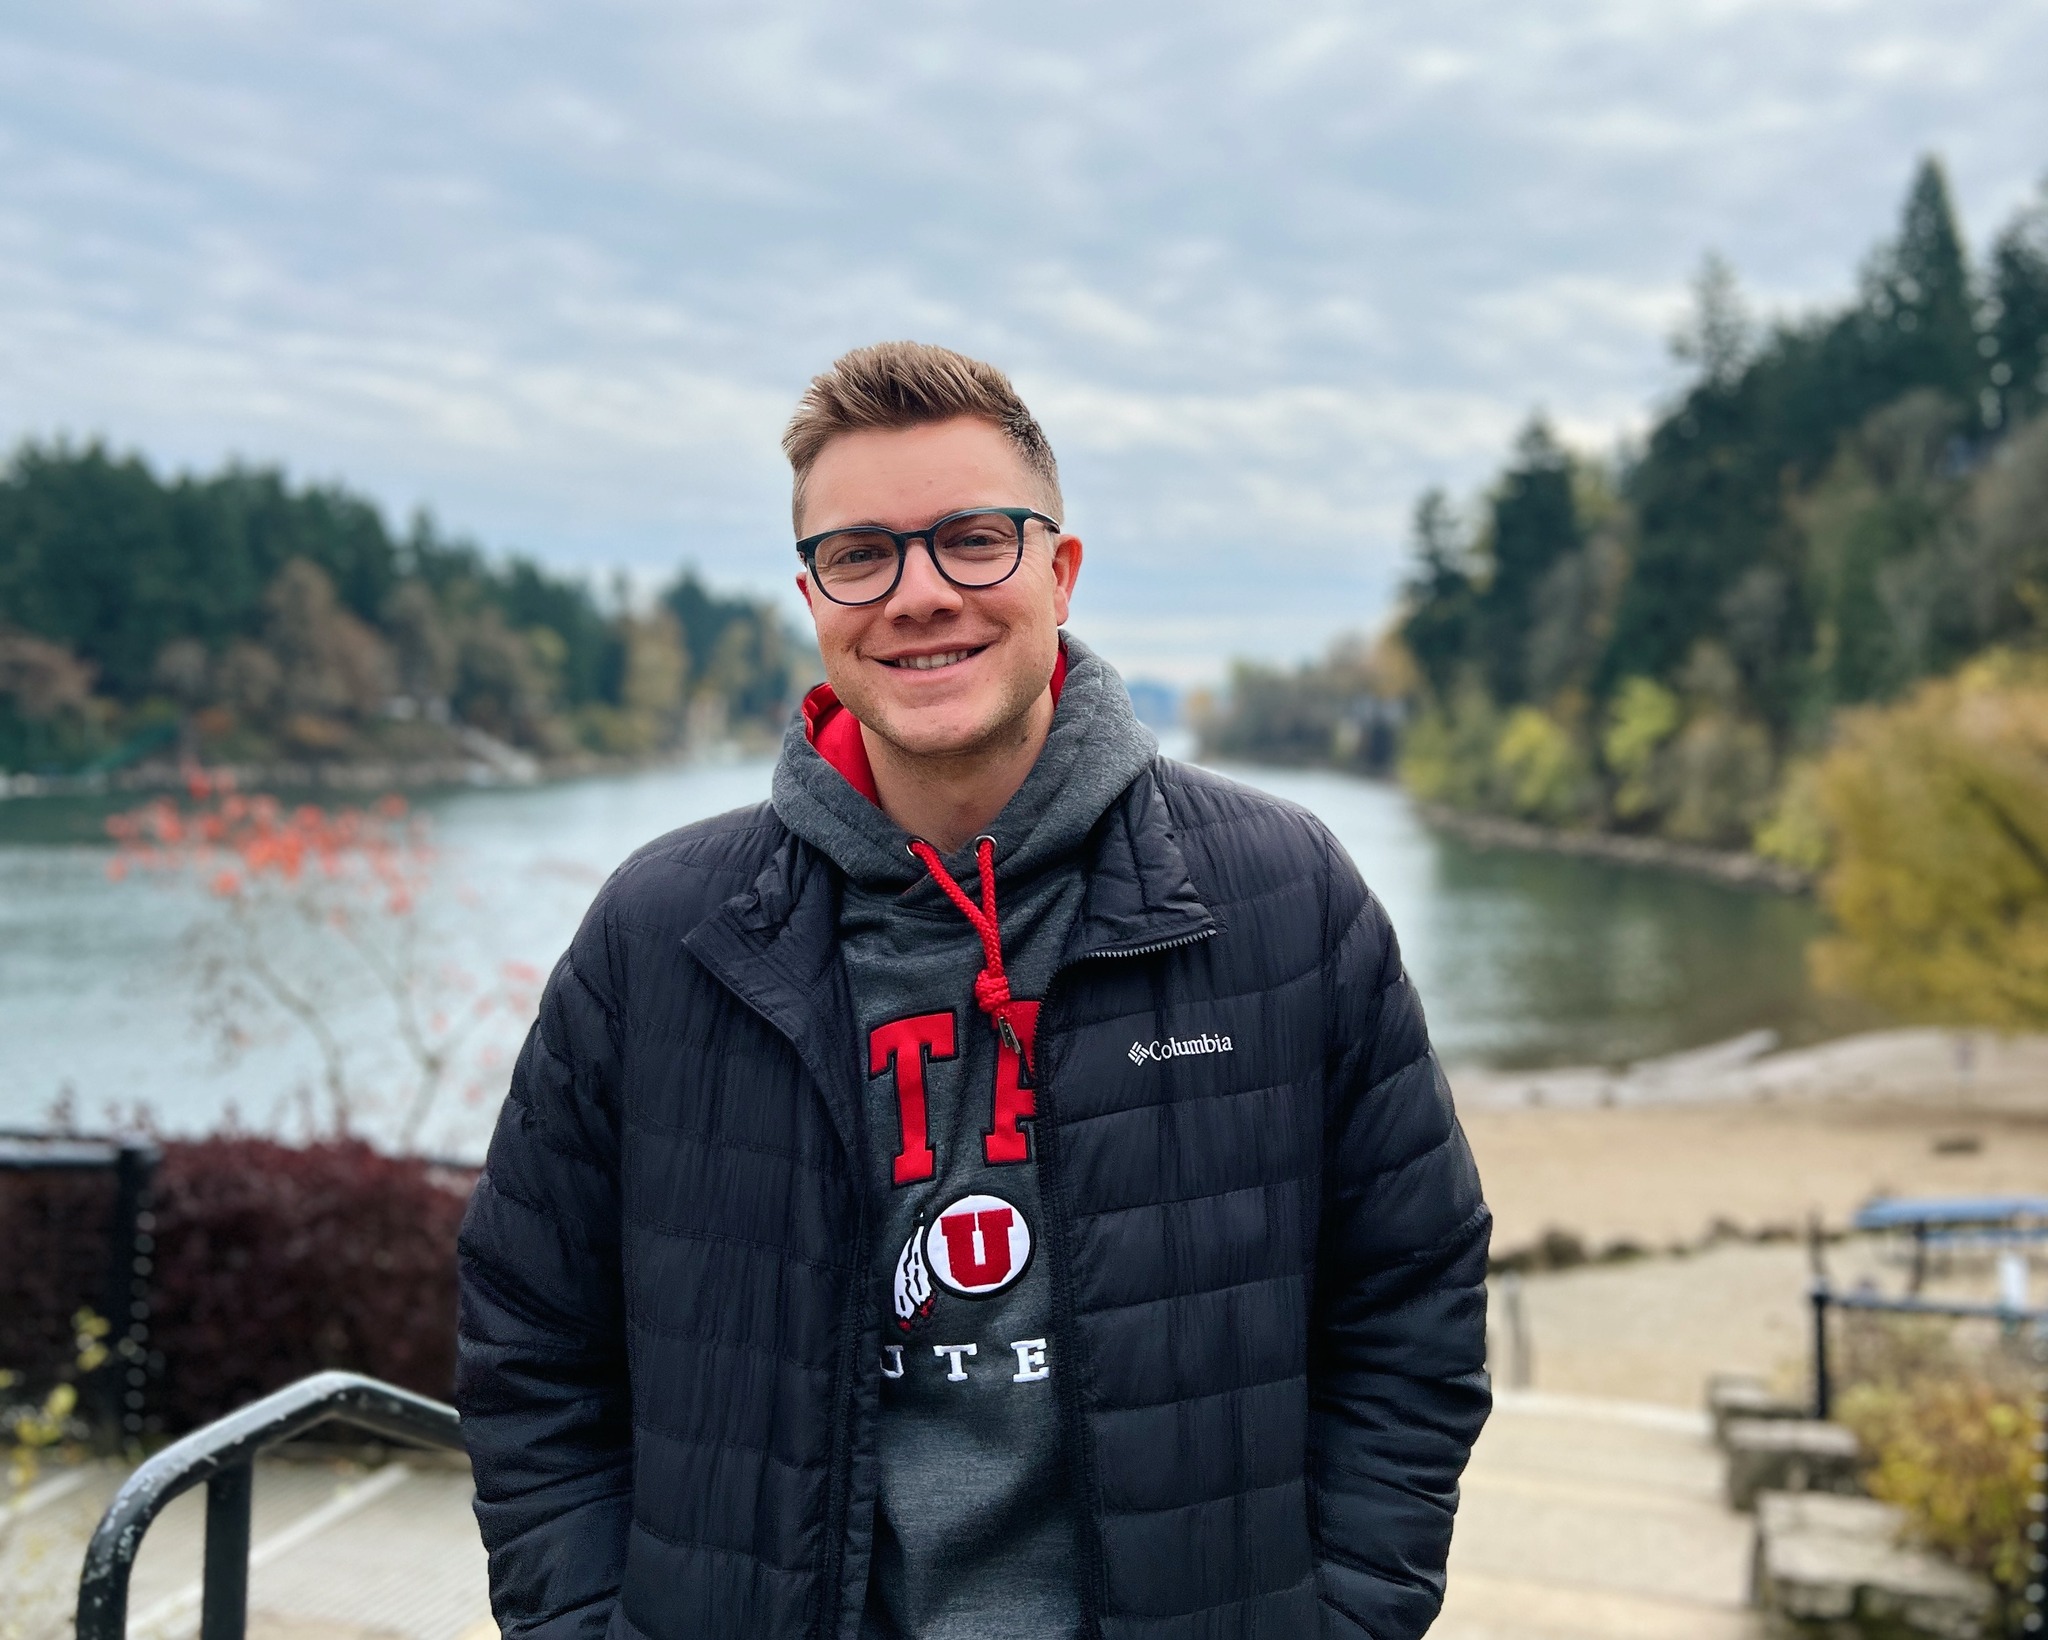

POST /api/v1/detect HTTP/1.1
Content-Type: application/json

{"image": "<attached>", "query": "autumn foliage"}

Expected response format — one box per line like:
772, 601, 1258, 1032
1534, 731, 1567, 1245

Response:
1811, 651, 2048, 1028
105, 770, 539, 1149
107, 772, 427, 911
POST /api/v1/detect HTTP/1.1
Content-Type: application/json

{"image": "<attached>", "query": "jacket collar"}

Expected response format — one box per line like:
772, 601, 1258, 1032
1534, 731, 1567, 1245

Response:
682, 830, 866, 1158
683, 758, 1216, 1157
1062, 759, 1216, 963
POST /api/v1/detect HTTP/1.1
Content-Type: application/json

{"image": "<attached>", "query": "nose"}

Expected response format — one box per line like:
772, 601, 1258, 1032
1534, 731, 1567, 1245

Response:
882, 538, 964, 623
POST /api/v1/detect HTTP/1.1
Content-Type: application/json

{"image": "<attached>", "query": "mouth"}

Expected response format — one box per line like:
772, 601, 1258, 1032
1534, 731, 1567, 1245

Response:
877, 645, 988, 672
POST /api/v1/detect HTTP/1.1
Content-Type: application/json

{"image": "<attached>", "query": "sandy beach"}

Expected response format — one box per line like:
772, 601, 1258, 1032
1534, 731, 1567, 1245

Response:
1448, 1027, 2048, 1407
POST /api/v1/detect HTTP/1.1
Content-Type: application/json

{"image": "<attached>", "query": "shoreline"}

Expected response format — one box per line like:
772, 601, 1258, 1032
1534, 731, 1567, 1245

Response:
0, 737, 780, 803
1415, 800, 1812, 895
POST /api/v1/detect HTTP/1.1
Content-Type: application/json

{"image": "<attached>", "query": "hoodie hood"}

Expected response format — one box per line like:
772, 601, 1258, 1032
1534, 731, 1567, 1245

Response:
770, 632, 1157, 895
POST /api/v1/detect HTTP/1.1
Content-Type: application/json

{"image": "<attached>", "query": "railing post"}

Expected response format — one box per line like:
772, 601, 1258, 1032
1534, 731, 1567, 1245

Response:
1501, 1271, 1533, 1390
96, 1141, 157, 1441
201, 1462, 253, 1640
1810, 1283, 1832, 1421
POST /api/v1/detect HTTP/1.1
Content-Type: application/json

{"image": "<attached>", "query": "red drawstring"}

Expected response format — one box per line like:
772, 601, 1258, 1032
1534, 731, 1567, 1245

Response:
908, 835, 1032, 1068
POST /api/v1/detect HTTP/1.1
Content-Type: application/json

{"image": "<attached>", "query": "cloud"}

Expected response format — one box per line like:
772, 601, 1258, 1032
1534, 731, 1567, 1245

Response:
2, 0, 2046, 679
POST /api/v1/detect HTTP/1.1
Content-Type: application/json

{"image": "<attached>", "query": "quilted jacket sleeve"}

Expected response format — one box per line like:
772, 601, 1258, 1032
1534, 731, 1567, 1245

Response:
1309, 833, 1492, 1640
457, 897, 632, 1640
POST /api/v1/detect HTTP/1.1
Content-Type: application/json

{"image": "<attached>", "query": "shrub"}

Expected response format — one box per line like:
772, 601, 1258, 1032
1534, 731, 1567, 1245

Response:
0, 1136, 473, 1436
143, 1136, 472, 1431
1838, 1376, 2034, 1623
1833, 1314, 2038, 1631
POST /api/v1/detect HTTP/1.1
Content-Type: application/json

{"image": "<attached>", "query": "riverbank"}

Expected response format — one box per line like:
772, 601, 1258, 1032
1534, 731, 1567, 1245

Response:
0, 729, 781, 802
1417, 801, 1811, 894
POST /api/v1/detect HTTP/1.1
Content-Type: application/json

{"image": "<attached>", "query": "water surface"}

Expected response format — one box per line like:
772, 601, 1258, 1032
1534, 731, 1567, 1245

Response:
0, 759, 1864, 1155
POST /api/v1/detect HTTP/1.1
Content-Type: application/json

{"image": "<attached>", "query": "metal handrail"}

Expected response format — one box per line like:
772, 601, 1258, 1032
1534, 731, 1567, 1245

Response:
75, 1370, 464, 1640
1808, 1281, 2047, 1420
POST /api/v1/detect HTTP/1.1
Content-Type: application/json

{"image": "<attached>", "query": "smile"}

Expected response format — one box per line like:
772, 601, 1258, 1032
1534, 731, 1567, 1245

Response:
880, 647, 986, 671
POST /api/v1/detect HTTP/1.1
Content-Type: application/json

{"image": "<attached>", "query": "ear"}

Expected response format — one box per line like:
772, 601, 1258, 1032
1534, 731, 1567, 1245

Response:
1049, 533, 1083, 627
795, 573, 814, 612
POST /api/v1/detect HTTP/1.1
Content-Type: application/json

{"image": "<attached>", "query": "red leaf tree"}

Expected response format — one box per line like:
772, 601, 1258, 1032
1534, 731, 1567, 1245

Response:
107, 770, 539, 1150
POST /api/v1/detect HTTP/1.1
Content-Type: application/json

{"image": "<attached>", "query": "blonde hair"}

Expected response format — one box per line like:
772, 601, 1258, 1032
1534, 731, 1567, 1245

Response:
782, 341, 1062, 529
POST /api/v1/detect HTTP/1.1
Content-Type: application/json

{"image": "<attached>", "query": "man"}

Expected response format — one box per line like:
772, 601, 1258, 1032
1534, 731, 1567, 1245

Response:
457, 341, 1491, 1640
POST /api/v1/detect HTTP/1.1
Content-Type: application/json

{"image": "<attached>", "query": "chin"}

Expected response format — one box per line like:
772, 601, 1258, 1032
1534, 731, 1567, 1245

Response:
869, 704, 1006, 761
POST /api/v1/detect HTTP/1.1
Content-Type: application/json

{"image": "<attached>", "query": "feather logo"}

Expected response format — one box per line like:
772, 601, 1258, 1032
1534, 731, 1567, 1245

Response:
893, 1221, 935, 1333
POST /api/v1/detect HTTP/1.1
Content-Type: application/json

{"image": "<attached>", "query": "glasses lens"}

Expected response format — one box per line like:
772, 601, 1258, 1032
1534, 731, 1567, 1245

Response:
811, 531, 899, 602
932, 513, 1024, 586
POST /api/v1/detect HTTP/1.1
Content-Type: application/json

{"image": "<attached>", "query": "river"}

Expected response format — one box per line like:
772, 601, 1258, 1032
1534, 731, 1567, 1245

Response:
0, 755, 1866, 1157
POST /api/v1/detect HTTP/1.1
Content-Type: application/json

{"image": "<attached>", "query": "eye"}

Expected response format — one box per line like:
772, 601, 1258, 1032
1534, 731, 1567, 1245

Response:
815, 533, 895, 572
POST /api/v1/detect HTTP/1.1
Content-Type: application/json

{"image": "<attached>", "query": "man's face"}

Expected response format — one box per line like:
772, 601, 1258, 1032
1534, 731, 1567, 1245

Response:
797, 416, 1082, 762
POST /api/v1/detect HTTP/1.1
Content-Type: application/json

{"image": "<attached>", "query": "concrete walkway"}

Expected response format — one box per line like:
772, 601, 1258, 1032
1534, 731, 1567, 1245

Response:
5, 1392, 1755, 1640
1436, 1391, 1760, 1640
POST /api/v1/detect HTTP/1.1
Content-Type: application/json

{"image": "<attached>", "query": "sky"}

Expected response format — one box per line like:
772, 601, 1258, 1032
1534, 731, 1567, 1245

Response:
3, 2, 2046, 686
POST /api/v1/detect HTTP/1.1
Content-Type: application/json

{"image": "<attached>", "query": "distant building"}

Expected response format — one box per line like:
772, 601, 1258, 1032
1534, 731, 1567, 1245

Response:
1123, 679, 1181, 731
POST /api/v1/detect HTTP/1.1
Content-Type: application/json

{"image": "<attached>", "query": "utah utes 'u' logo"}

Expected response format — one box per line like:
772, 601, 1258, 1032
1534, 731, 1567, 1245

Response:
868, 1005, 1041, 1185
925, 1193, 1032, 1298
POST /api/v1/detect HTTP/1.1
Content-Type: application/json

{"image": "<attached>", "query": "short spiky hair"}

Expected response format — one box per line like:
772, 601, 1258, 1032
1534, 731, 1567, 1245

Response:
782, 341, 1062, 530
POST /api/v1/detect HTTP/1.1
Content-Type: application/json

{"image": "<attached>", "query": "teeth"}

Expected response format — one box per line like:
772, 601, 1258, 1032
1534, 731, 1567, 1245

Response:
894, 650, 974, 670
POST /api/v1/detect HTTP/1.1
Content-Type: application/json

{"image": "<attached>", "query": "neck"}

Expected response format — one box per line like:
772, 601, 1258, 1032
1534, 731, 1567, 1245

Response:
862, 690, 1056, 855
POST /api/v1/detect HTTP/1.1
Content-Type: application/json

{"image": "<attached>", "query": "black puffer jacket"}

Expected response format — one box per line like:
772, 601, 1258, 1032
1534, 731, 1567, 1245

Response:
457, 758, 1491, 1640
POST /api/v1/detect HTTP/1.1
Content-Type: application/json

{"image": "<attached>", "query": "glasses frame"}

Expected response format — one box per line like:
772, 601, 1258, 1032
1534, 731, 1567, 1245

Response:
795, 506, 1062, 607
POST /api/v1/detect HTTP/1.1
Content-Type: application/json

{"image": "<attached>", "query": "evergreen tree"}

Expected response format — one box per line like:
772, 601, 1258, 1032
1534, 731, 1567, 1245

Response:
1989, 181, 2048, 428
1473, 419, 1581, 705
1397, 490, 1476, 702
1859, 155, 1980, 413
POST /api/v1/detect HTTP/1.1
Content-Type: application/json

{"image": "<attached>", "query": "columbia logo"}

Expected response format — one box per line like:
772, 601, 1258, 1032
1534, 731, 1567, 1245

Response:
1128, 1031, 1234, 1065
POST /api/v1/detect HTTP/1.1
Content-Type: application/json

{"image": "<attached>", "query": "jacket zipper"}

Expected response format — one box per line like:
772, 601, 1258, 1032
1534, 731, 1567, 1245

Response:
1080, 928, 1217, 963
817, 1195, 868, 1640
1037, 924, 1218, 1637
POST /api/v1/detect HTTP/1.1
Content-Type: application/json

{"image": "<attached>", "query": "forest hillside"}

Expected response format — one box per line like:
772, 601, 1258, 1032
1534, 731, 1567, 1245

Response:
0, 449, 806, 778
1198, 157, 2048, 867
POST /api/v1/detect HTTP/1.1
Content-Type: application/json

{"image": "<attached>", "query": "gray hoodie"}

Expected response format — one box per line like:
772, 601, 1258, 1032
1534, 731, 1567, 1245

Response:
770, 634, 1157, 1640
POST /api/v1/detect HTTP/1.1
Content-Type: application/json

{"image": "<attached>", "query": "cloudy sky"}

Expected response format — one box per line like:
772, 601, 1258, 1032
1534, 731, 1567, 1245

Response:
4, 2, 2046, 684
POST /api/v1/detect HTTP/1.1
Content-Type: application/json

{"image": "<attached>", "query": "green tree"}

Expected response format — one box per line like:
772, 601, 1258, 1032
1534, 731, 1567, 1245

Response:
1988, 180, 2048, 429
1473, 419, 1583, 705
1601, 677, 1682, 822
1796, 391, 1974, 706
1398, 490, 1477, 702
1669, 252, 1753, 389
1492, 706, 1592, 824
1858, 156, 1980, 414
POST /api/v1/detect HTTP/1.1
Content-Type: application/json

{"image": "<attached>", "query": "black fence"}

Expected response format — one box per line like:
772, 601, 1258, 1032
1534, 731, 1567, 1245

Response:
0, 1131, 158, 1437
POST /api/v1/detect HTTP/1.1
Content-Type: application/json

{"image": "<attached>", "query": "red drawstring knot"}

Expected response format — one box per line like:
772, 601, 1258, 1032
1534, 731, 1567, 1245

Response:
908, 835, 1031, 1065
973, 968, 1012, 1015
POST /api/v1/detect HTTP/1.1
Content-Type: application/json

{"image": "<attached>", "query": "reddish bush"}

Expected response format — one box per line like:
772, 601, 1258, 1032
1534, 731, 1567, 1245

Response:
147, 1137, 473, 1431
